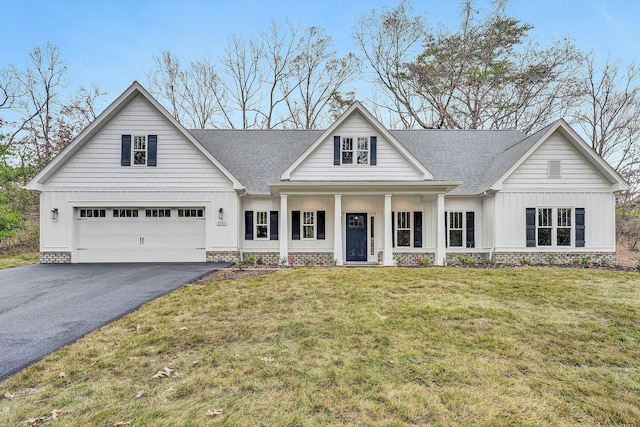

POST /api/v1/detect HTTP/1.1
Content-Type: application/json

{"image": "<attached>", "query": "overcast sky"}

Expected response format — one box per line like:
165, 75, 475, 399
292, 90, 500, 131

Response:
3, 0, 640, 110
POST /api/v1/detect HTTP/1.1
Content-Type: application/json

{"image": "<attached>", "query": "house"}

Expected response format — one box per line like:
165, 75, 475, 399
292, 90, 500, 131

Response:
26, 82, 629, 266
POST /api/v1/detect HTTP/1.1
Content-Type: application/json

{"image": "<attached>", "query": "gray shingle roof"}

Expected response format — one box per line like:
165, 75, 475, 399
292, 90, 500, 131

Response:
188, 127, 538, 195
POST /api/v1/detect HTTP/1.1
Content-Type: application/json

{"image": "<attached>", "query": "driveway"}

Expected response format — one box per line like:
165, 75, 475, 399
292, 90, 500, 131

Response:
0, 263, 228, 382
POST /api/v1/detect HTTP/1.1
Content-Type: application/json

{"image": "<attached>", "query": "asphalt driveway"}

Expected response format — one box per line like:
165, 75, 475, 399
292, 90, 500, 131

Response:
0, 263, 228, 382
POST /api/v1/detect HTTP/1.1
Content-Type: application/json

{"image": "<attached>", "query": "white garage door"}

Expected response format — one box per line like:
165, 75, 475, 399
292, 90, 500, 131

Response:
75, 208, 206, 262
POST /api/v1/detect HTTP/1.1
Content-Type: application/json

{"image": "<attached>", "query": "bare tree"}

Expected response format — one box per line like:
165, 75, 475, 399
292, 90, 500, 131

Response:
222, 33, 263, 129
355, 0, 580, 132
571, 54, 640, 184
147, 51, 185, 122
285, 26, 360, 129
353, 0, 428, 128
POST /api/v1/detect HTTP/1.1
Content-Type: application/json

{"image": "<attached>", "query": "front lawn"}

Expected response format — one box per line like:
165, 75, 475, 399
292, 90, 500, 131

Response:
0, 251, 39, 270
1, 268, 638, 426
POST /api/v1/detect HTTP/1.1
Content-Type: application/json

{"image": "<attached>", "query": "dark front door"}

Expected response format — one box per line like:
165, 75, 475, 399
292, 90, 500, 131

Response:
346, 213, 367, 262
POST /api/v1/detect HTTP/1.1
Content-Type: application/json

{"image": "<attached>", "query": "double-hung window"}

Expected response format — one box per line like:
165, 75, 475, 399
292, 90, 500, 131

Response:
255, 211, 268, 239
133, 136, 147, 165
396, 211, 411, 247
303, 211, 315, 239
341, 137, 369, 165
528, 207, 578, 247
537, 207, 571, 246
448, 212, 464, 247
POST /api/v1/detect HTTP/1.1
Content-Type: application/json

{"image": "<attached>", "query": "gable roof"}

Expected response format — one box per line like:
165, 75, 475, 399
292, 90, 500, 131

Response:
25, 81, 243, 191
281, 102, 432, 180
489, 119, 630, 192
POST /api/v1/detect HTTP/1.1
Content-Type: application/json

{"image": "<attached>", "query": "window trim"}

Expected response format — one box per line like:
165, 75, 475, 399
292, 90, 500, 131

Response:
341, 136, 370, 165
255, 211, 269, 240
448, 211, 464, 248
302, 211, 316, 240
536, 207, 573, 247
396, 211, 411, 247
133, 135, 148, 166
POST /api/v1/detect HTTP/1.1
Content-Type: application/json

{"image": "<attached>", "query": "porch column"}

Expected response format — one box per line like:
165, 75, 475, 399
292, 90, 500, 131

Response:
279, 195, 288, 263
435, 193, 446, 266
383, 194, 394, 266
334, 194, 343, 265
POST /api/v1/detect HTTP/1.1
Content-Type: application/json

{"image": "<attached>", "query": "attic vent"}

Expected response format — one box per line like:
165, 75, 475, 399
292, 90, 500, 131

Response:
548, 160, 561, 178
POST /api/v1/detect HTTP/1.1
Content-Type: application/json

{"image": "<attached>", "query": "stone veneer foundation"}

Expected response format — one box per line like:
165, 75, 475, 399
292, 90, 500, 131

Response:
40, 251, 72, 264
39, 250, 616, 266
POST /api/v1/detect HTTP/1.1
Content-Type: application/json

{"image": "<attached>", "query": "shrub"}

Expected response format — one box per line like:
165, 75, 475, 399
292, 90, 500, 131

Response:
520, 257, 532, 266
245, 255, 256, 265
546, 255, 556, 265
457, 253, 477, 266
304, 257, 315, 267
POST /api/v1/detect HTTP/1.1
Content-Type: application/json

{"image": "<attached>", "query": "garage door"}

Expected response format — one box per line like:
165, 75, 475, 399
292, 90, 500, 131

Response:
75, 208, 206, 262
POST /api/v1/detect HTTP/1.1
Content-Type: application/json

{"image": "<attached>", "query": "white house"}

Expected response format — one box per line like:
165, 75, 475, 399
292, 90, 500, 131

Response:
26, 82, 629, 266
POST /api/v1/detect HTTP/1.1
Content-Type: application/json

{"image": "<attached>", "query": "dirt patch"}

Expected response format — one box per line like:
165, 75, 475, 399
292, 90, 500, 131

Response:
616, 240, 640, 269
193, 268, 279, 285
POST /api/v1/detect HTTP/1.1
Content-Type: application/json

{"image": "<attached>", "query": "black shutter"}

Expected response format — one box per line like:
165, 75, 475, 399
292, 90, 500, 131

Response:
466, 212, 475, 248
317, 211, 326, 240
333, 136, 340, 165
292, 211, 301, 240
370, 136, 377, 166
413, 211, 422, 248
526, 208, 536, 247
391, 211, 395, 248
575, 208, 585, 247
244, 211, 254, 240
270, 211, 278, 240
445, 211, 448, 248
121, 135, 131, 166
147, 134, 157, 166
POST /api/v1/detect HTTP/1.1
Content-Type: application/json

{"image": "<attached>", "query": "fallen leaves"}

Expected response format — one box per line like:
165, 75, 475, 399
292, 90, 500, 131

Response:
260, 357, 274, 363
25, 409, 61, 425
134, 390, 145, 399
206, 409, 223, 416
152, 367, 174, 379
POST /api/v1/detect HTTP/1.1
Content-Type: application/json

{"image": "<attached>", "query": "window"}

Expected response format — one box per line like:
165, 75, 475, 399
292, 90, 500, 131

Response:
396, 211, 411, 247
178, 209, 204, 218
341, 137, 369, 165
557, 208, 572, 246
535, 207, 572, 247
448, 212, 463, 247
113, 209, 138, 218
146, 209, 171, 218
133, 136, 147, 165
537, 208, 553, 246
80, 209, 106, 218
303, 211, 315, 239
256, 211, 268, 239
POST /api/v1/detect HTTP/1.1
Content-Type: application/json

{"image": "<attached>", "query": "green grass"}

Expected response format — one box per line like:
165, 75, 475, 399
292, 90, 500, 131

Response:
1, 267, 639, 426
0, 251, 39, 270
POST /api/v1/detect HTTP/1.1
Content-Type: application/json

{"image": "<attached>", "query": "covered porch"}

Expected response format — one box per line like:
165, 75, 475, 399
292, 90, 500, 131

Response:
269, 181, 461, 266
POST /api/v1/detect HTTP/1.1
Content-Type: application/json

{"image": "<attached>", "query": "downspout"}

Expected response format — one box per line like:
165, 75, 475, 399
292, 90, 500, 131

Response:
237, 189, 248, 264
483, 190, 496, 260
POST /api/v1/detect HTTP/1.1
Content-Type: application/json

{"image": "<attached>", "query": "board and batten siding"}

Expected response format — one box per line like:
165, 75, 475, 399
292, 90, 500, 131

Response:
289, 111, 424, 181
46, 95, 234, 190
493, 191, 616, 250
502, 131, 612, 191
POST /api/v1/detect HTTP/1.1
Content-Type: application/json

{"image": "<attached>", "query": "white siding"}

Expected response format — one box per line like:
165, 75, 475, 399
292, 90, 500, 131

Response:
290, 112, 424, 181
503, 131, 611, 191
288, 196, 334, 253
241, 197, 281, 252
494, 191, 616, 250
39, 190, 238, 257
46, 95, 234, 190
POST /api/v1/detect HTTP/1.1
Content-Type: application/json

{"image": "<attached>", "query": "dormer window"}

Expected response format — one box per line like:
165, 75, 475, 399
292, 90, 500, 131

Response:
341, 137, 369, 165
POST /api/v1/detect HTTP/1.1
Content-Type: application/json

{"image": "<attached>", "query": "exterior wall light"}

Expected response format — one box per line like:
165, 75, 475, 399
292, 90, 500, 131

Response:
51, 208, 58, 220
218, 208, 224, 220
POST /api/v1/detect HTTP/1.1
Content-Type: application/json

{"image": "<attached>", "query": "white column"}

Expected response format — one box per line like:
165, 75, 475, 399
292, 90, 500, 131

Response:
279, 195, 288, 264
334, 194, 343, 266
435, 193, 446, 266
383, 194, 394, 266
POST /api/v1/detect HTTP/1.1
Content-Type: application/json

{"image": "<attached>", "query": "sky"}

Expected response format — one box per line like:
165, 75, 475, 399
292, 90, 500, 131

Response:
3, 0, 640, 112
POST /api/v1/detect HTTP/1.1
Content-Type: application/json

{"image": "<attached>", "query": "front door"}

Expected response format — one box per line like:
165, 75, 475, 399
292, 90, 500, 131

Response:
346, 213, 367, 262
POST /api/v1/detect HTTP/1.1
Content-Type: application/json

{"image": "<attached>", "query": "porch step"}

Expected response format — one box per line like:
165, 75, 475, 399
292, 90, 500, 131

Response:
343, 262, 380, 267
